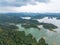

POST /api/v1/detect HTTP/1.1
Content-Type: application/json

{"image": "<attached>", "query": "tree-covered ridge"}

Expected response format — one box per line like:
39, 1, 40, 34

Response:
0, 23, 18, 30
0, 13, 60, 19
21, 22, 57, 30
0, 29, 48, 45
0, 13, 58, 31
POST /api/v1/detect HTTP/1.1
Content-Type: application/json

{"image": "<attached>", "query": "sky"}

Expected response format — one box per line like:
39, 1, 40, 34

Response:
0, 0, 60, 13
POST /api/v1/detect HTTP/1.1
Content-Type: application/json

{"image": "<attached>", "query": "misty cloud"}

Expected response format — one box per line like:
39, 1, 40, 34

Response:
0, 0, 49, 7
35, 0, 49, 2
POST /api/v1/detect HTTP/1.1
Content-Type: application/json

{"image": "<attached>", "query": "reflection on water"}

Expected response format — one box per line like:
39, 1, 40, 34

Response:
16, 17, 60, 45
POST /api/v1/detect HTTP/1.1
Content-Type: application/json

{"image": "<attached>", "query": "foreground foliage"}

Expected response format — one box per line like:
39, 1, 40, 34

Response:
0, 29, 48, 45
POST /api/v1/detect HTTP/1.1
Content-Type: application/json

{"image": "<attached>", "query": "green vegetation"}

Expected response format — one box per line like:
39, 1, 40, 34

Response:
38, 38, 48, 45
21, 22, 58, 31
43, 23, 57, 30
0, 13, 59, 45
21, 23, 40, 30
0, 29, 48, 45
0, 24, 18, 30
0, 14, 58, 30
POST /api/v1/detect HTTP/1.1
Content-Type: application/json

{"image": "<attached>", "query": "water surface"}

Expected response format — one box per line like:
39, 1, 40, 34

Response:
16, 17, 60, 45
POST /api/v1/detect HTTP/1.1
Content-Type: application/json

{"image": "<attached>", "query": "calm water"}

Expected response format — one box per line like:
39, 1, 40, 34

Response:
16, 17, 60, 45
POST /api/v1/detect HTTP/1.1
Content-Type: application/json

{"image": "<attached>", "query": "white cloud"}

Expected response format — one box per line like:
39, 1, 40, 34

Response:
0, 0, 60, 13
0, 0, 48, 6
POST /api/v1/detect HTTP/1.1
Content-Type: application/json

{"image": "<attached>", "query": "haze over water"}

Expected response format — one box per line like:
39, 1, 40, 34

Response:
16, 17, 60, 45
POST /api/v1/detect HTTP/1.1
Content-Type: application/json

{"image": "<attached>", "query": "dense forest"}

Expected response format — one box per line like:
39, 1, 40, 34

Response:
0, 27, 48, 45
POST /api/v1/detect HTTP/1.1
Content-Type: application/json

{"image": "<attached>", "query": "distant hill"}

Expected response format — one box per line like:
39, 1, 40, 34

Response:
0, 13, 60, 19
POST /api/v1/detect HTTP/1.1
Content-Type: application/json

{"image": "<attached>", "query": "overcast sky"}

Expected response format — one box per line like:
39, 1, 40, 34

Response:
0, 0, 60, 13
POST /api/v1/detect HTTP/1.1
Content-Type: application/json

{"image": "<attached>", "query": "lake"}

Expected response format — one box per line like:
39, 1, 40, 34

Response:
16, 17, 60, 45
